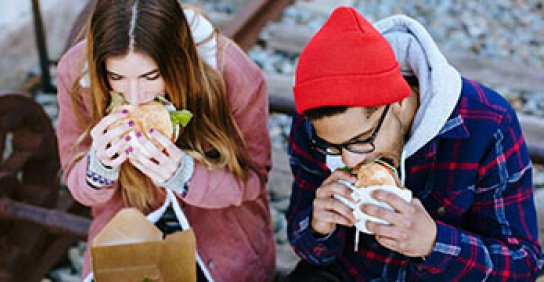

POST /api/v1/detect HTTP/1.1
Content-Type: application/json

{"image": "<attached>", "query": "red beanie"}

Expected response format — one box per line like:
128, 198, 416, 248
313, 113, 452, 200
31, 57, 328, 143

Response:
293, 7, 411, 114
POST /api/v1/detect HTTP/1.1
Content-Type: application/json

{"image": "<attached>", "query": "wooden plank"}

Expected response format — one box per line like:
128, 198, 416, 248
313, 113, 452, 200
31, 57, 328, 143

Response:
294, 0, 357, 15
447, 53, 544, 93
262, 25, 544, 93
266, 72, 295, 114
222, 0, 294, 51
265, 73, 544, 164
519, 114, 544, 164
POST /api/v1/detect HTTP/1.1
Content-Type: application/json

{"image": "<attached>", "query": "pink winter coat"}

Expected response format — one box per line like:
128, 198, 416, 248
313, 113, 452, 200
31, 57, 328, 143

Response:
56, 36, 275, 281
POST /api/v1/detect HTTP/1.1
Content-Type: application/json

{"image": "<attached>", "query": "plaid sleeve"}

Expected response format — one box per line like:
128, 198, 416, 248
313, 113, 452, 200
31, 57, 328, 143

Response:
415, 108, 543, 281
285, 113, 348, 265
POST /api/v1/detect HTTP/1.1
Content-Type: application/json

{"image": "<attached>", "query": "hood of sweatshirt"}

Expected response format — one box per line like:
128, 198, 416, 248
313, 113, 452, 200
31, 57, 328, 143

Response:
375, 14, 462, 161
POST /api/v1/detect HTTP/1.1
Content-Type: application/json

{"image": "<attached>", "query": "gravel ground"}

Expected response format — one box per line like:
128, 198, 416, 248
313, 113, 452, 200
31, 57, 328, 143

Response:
40, 0, 544, 281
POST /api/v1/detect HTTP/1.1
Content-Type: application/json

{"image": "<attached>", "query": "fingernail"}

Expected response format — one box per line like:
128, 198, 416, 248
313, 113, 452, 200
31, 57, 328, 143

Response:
125, 135, 131, 142
128, 120, 135, 127
121, 109, 129, 115
128, 146, 134, 153
136, 132, 142, 138
125, 148, 131, 154
149, 128, 155, 134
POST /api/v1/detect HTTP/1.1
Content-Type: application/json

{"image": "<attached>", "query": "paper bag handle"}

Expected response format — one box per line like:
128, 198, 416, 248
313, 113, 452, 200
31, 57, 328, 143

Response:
166, 188, 191, 230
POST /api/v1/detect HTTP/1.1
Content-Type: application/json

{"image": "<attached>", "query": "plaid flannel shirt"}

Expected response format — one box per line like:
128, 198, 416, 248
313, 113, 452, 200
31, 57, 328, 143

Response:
286, 78, 543, 281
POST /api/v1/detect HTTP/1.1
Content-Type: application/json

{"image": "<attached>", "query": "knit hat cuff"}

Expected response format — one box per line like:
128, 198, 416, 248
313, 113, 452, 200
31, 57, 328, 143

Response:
293, 64, 411, 114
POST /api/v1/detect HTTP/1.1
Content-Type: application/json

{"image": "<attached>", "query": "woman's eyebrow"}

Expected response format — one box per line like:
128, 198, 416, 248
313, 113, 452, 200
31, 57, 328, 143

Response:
105, 69, 159, 78
106, 70, 122, 77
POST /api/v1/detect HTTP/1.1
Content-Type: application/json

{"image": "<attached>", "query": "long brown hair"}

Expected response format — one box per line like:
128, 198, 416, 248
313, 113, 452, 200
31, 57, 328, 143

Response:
70, 0, 251, 212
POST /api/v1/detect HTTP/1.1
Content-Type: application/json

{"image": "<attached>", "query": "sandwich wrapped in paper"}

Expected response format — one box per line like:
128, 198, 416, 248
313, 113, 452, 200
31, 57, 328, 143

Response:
334, 159, 412, 251
107, 91, 193, 157
350, 160, 412, 234
92, 208, 196, 282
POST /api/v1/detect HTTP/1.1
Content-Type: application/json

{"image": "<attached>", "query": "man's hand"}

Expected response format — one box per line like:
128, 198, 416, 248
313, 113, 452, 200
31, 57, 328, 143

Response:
311, 170, 357, 235
362, 191, 436, 257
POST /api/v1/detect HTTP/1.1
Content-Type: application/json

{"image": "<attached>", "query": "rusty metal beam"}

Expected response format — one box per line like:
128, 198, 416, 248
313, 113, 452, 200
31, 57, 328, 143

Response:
0, 198, 90, 240
21, 236, 81, 282
222, 0, 294, 51
31, 0, 56, 93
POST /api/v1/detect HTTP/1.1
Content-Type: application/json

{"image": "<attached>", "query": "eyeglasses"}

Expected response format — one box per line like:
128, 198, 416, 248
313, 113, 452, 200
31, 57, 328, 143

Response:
310, 105, 390, 155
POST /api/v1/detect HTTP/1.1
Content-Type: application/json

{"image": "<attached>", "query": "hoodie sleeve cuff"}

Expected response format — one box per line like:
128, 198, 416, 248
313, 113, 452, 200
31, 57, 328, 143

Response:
160, 153, 194, 197
86, 149, 120, 189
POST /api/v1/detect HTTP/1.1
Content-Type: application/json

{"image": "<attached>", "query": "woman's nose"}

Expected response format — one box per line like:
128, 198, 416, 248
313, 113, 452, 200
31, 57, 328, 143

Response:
124, 80, 151, 105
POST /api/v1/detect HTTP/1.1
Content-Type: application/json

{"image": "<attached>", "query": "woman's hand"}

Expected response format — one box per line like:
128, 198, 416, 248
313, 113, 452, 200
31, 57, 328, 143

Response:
90, 110, 133, 168
311, 170, 358, 235
127, 129, 185, 184
362, 191, 437, 257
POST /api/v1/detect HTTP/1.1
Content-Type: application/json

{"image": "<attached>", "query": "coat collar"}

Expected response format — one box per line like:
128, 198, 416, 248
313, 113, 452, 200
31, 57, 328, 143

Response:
436, 113, 471, 139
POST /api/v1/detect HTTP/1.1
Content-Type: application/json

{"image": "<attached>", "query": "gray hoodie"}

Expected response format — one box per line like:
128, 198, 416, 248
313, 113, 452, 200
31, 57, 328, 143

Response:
376, 14, 462, 160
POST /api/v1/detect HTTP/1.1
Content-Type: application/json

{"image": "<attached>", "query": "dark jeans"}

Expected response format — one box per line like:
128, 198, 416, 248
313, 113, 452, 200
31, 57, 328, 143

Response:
284, 260, 342, 282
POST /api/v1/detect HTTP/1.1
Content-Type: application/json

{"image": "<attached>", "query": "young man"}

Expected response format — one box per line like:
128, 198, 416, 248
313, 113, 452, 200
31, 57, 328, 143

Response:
286, 6, 542, 281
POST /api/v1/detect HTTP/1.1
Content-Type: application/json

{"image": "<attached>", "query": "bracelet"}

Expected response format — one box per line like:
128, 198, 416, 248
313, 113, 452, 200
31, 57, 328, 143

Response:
86, 149, 120, 189
160, 153, 194, 195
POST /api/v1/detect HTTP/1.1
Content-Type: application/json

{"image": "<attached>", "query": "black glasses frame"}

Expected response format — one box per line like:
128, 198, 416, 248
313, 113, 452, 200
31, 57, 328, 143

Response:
310, 105, 390, 155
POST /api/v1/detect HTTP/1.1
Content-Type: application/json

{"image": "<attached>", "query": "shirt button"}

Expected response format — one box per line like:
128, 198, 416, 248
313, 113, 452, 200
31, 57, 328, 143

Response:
208, 259, 215, 269
437, 206, 446, 216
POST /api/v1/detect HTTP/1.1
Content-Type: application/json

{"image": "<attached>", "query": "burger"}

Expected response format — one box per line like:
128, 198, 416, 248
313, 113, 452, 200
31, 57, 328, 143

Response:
107, 91, 193, 157
349, 159, 412, 238
353, 159, 402, 188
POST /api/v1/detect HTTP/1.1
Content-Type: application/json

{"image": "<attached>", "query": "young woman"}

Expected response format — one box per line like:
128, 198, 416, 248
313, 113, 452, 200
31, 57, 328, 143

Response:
56, 0, 275, 280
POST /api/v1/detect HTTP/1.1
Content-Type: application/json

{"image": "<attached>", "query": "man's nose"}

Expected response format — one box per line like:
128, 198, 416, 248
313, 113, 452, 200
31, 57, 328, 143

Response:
341, 149, 368, 168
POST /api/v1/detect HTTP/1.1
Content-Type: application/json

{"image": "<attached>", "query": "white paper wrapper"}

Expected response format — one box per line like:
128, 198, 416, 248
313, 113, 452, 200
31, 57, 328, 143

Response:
124, 96, 181, 159
127, 131, 152, 158
350, 184, 412, 234
334, 180, 412, 251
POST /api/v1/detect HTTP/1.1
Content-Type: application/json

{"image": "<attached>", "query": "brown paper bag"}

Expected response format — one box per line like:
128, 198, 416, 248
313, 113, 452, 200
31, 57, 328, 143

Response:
91, 208, 196, 282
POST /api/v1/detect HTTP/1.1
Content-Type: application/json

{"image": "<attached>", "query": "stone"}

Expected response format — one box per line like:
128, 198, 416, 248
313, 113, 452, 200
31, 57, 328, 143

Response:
275, 241, 300, 278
